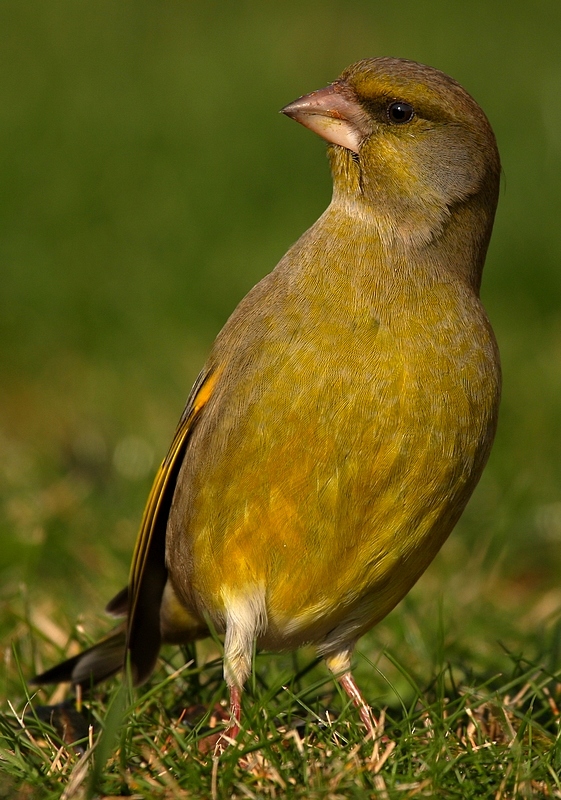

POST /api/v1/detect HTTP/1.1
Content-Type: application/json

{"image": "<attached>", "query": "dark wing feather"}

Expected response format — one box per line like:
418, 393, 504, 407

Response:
31, 367, 220, 689
126, 367, 219, 684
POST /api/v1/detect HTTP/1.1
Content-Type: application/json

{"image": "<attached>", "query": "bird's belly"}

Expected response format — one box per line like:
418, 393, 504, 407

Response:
255, 428, 479, 651
168, 325, 498, 651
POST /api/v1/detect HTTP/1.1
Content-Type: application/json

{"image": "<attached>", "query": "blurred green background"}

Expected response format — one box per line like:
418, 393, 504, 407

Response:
2, 1, 561, 691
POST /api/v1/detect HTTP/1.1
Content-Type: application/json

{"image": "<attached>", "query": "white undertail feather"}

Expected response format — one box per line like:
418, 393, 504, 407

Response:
222, 585, 268, 688
323, 644, 355, 677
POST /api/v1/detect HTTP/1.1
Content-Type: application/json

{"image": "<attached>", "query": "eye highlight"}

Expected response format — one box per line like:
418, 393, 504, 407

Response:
387, 101, 415, 124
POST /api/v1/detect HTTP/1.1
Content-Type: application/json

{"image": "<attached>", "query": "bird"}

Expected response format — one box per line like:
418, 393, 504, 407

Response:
32, 57, 501, 743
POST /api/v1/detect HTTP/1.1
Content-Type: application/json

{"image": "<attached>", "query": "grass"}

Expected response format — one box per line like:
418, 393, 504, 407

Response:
2, 0, 561, 797
3, 534, 561, 797
2, 612, 561, 798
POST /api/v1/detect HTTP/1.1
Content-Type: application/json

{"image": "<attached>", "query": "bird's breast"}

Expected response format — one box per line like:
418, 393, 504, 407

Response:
166, 275, 500, 649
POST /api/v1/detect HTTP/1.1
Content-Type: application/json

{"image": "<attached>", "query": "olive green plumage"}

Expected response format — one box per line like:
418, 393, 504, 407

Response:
32, 57, 501, 739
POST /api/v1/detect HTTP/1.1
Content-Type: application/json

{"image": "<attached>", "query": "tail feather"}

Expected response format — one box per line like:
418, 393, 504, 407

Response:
105, 586, 129, 617
30, 628, 126, 687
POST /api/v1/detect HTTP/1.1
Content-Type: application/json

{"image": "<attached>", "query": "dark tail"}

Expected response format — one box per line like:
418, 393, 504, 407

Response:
30, 627, 126, 687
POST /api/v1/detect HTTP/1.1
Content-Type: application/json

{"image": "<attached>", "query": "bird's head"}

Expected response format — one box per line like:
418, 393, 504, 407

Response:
282, 58, 500, 253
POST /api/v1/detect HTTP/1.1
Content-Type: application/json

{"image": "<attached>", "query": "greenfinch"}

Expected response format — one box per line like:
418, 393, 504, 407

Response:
33, 57, 501, 740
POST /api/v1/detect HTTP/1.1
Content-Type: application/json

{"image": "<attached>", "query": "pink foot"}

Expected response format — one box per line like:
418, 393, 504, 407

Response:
338, 671, 377, 737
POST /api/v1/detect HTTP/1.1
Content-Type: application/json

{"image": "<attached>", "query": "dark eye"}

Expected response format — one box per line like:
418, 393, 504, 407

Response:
387, 101, 415, 124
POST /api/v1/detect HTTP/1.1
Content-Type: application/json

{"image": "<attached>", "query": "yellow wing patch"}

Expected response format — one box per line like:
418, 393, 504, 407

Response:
126, 366, 221, 683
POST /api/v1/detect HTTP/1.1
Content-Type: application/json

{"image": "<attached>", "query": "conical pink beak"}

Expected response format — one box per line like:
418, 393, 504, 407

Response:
281, 83, 370, 153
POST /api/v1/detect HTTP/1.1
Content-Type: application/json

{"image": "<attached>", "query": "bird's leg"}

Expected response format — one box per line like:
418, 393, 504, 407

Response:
325, 648, 377, 737
337, 671, 377, 736
217, 590, 265, 746
213, 683, 242, 755
225, 682, 242, 740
